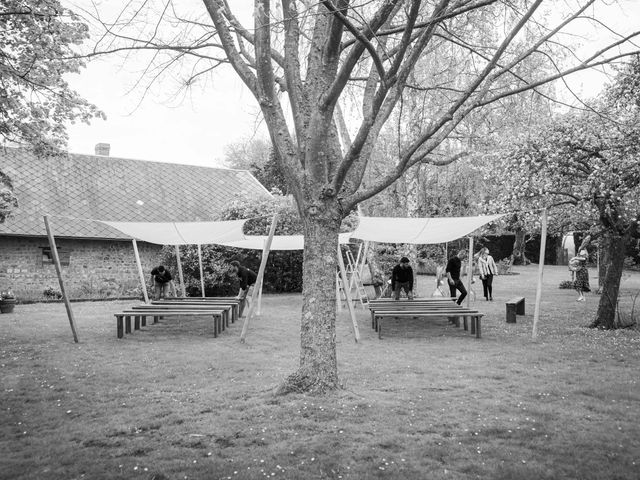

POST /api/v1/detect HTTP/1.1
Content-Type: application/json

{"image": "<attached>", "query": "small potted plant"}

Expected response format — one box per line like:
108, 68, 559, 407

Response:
0, 290, 17, 313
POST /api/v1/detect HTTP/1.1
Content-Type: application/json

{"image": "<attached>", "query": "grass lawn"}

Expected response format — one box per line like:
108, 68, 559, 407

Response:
2, 265, 640, 480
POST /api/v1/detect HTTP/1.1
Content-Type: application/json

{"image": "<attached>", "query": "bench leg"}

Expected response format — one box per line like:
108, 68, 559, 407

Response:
134, 316, 140, 330
516, 301, 525, 315
470, 316, 476, 335
153, 315, 159, 324
141, 315, 147, 327
125, 315, 132, 334
117, 316, 124, 339
371, 311, 375, 329
506, 304, 517, 323
476, 316, 482, 338
213, 315, 218, 338
378, 319, 382, 340
463, 316, 468, 331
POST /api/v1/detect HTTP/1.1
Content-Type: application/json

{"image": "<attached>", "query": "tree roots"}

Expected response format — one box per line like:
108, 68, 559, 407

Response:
275, 370, 341, 396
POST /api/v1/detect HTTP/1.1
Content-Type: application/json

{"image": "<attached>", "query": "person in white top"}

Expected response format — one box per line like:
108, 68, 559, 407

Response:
477, 247, 498, 301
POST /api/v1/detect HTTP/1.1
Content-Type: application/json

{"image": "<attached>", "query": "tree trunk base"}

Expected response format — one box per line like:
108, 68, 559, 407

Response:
276, 369, 341, 396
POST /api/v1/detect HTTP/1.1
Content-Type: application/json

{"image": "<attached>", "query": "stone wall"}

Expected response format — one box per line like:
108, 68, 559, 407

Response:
0, 236, 163, 300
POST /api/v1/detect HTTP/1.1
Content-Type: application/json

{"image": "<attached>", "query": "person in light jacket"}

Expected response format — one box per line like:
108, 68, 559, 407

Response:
477, 247, 498, 301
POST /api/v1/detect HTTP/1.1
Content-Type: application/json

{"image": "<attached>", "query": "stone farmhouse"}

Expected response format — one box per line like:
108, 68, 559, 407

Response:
0, 145, 271, 300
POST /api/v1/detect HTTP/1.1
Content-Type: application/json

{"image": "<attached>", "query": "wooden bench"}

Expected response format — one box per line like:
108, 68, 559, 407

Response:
505, 296, 525, 323
165, 297, 244, 318
115, 308, 225, 339
151, 300, 239, 325
368, 300, 466, 329
133, 304, 231, 330
373, 310, 484, 339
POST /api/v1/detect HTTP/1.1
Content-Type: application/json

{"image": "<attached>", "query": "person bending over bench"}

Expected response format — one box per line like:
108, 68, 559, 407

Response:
230, 260, 257, 316
392, 256, 414, 300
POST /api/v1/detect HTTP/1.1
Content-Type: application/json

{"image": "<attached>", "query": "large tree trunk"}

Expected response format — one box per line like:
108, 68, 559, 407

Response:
591, 234, 627, 329
277, 208, 342, 394
511, 228, 530, 265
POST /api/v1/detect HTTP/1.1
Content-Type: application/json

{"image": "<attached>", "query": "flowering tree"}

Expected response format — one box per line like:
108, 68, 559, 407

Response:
1, 0, 104, 220
0, 171, 18, 223
490, 58, 640, 329
89, 1, 640, 391
0, 0, 103, 152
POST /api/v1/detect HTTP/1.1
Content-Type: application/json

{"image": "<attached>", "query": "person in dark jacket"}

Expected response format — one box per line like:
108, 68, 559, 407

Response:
230, 260, 257, 301
150, 265, 172, 300
392, 257, 414, 300
446, 250, 467, 305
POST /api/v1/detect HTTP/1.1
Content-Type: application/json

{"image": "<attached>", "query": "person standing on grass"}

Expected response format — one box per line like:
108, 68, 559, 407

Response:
150, 265, 172, 300
571, 249, 590, 301
477, 247, 498, 301
446, 250, 467, 305
392, 256, 414, 300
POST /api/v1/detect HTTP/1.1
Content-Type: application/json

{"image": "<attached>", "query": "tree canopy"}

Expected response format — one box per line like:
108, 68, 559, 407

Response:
490, 56, 640, 328
0, 0, 103, 153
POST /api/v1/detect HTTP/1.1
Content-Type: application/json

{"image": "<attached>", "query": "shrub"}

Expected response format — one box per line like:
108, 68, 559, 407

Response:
43, 286, 62, 299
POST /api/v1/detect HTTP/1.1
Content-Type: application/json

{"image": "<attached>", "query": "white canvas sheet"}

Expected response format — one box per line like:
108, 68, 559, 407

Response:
221, 233, 353, 250
100, 219, 247, 246
350, 214, 504, 244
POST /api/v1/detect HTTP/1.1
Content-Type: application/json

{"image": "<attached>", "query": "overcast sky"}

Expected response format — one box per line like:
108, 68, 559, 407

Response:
62, 1, 640, 169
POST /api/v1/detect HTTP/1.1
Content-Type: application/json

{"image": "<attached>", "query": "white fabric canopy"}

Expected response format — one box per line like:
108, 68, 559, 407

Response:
349, 214, 504, 244
222, 233, 353, 250
100, 214, 504, 247
100, 219, 247, 246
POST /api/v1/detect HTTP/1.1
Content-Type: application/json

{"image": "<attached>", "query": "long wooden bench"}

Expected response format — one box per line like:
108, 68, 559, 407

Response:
368, 300, 469, 329
373, 310, 484, 339
369, 298, 484, 339
505, 296, 525, 323
168, 297, 246, 317
132, 304, 231, 330
115, 308, 225, 339
150, 300, 238, 325
156, 299, 240, 315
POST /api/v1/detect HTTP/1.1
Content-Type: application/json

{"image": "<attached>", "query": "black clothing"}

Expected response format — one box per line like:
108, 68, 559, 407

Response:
391, 264, 414, 291
237, 265, 257, 290
449, 279, 467, 305
481, 274, 494, 300
151, 267, 172, 283
446, 257, 462, 280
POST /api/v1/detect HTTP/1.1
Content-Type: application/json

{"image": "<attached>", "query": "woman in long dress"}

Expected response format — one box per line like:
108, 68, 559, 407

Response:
573, 249, 590, 301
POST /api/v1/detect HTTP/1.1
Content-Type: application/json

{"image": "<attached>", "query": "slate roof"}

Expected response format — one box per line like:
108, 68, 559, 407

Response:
0, 147, 272, 239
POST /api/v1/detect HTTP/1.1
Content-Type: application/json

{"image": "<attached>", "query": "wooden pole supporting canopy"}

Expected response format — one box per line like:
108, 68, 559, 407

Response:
466, 236, 474, 308
337, 244, 360, 343
132, 239, 149, 304
532, 208, 548, 340
43, 215, 79, 343
197, 244, 205, 298
257, 238, 267, 316
175, 245, 187, 297
241, 214, 278, 343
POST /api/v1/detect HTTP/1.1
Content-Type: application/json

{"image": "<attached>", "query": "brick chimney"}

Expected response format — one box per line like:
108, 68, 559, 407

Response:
94, 143, 110, 156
